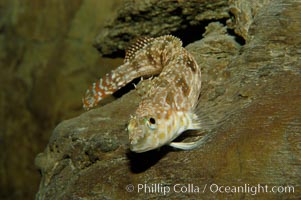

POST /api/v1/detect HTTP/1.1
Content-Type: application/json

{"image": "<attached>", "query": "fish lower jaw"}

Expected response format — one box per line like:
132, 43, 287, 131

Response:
129, 136, 162, 153
130, 145, 153, 153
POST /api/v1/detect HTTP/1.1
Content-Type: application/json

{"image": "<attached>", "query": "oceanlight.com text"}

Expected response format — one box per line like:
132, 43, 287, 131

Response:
125, 183, 295, 196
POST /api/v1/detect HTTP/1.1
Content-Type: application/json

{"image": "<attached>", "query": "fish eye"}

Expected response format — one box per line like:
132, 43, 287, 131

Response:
145, 117, 157, 130
149, 117, 156, 124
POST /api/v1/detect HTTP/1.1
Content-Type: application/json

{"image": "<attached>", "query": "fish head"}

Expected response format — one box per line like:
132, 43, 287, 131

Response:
127, 103, 171, 153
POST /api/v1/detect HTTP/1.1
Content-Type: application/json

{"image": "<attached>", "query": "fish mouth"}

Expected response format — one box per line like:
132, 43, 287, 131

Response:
129, 133, 149, 153
128, 130, 156, 153
129, 141, 158, 153
128, 125, 145, 146
127, 116, 160, 153
129, 132, 162, 153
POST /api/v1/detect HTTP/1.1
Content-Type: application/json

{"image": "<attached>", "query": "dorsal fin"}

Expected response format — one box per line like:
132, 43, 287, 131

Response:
124, 36, 154, 63
158, 35, 182, 47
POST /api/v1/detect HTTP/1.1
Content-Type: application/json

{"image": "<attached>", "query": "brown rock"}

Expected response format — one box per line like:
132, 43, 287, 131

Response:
94, 0, 230, 56
36, 0, 301, 199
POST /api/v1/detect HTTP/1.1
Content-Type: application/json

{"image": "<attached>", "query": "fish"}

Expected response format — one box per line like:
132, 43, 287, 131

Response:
83, 35, 203, 153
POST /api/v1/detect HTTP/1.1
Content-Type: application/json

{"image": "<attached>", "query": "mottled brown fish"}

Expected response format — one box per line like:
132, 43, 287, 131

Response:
83, 35, 203, 153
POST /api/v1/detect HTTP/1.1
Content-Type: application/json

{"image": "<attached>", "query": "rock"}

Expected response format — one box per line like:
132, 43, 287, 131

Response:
36, 0, 301, 199
227, 0, 271, 41
94, 0, 230, 56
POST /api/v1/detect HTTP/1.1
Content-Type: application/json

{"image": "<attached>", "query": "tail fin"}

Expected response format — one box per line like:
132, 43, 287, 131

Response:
82, 63, 132, 110
82, 62, 162, 110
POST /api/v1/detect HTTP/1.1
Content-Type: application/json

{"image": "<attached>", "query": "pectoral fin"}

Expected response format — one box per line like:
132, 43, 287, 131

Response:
169, 136, 205, 150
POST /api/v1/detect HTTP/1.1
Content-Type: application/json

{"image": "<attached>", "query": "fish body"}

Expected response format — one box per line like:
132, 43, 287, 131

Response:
83, 35, 202, 153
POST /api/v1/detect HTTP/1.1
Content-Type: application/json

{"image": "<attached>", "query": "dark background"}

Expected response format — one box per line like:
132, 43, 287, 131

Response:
0, 1, 123, 199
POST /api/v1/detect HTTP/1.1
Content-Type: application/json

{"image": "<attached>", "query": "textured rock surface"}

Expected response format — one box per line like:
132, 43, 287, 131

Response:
35, 0, 301, 199
227, 0, 271, 41
94, 0, 230, 56
0, 1, 123, 200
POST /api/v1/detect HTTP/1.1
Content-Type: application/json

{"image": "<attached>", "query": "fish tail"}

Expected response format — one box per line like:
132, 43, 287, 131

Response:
82, 61, 162, 110
82, 63, 133, 110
